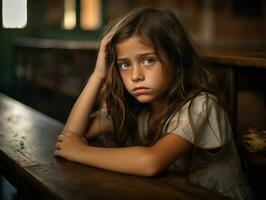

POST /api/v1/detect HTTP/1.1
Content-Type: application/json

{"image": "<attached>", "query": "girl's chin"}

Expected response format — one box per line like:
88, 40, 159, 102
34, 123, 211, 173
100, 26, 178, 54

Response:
134, 95, 154, 104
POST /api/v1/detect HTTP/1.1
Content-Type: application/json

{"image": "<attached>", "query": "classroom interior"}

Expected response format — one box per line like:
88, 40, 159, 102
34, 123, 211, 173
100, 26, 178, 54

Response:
0, 0, 266, 199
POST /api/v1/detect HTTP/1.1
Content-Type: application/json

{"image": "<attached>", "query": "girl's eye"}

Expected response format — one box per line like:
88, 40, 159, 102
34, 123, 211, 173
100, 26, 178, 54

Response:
143, 58, 155, 65
118, 62, 130, 69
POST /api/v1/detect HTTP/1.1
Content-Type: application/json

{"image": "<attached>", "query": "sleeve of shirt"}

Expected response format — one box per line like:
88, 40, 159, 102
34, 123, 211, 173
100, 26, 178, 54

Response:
88, 103, 113, 132
98, 103, 111, 119
166, 94, 232, 149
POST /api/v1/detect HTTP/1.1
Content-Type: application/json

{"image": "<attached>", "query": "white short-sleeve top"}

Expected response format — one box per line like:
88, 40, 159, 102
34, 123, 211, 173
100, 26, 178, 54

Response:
137, 93, 253, 200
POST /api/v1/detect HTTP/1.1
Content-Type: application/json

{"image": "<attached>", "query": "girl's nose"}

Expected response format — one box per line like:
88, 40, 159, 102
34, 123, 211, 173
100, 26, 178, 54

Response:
131, 65, 144, 82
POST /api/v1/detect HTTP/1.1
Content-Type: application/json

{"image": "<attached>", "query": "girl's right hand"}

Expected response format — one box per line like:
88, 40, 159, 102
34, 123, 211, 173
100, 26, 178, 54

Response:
93, 32, 115, 80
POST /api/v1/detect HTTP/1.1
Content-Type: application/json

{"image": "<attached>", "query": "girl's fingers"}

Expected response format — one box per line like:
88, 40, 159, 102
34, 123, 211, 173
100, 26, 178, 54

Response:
56, 141, 62, 149
57, 134, 64, 141
101, 28, 117, 45
54, 150, 61, 156
103, 33, 113, 42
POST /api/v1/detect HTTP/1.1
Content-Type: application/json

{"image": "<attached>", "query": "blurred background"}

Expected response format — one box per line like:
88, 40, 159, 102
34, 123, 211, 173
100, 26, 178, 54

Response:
0, 0, 266, 124
0, 0, 266, 199
0, 0, 265, 123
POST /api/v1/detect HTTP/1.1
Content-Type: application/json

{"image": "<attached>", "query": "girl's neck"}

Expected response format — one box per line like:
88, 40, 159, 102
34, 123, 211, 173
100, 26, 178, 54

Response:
149, 101, 164, 120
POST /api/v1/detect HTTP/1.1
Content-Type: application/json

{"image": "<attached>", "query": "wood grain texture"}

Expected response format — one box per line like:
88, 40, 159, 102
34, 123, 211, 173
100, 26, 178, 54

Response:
0, 93, 227, 199
23, 161, 227, 200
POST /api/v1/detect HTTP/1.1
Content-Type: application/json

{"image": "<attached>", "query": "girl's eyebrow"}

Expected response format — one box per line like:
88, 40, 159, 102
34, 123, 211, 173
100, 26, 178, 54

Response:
117, 52, 156, 60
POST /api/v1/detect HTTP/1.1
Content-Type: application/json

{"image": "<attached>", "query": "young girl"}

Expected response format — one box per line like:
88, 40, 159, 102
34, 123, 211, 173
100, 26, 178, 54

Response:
55, 8, 253, 199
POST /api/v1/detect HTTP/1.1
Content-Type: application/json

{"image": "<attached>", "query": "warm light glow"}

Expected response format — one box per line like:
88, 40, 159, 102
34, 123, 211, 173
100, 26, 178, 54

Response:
2, 0, 27, 28
81, 0, 101, 30
63, 0, 76, 30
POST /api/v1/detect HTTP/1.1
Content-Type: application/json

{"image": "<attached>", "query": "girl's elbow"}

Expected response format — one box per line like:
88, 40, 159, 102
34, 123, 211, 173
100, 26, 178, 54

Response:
140, 156, 165, 177
141, 167, 161, 177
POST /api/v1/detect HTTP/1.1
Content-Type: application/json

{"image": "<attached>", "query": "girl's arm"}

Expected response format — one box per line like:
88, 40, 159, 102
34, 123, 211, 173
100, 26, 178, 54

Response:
62, 32, 113, 138
84, 109, 112, 140
63, 74, 104, 137
55, 132, 192, 177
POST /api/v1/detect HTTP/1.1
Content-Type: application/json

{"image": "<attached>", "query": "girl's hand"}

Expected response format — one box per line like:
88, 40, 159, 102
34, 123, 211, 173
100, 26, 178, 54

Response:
54, 132, 88, 162
93, 31, 115, 80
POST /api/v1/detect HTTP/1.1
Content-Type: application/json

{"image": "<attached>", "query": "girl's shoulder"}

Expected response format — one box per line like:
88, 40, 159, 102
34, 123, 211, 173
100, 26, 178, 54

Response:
166, 92, 232, 149
194, 92, 217, 102
179, 92, 219, 116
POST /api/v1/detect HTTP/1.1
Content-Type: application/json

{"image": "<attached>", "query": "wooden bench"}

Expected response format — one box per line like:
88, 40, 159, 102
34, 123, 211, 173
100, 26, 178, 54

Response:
0, 93, 227, 200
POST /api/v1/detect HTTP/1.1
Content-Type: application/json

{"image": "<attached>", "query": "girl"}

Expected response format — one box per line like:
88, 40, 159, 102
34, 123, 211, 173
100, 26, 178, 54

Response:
55, 8, 253, 199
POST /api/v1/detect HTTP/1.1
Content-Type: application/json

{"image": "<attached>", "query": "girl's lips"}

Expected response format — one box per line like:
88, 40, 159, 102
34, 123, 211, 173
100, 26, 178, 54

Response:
132, 87, 151, 95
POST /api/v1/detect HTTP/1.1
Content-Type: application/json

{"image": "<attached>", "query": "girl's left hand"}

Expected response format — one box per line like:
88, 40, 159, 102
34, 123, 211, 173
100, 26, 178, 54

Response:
54, 132, 88, 162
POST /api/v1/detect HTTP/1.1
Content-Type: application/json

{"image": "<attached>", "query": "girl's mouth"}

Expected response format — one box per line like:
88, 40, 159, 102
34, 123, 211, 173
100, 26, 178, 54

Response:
132, 87, 151, 95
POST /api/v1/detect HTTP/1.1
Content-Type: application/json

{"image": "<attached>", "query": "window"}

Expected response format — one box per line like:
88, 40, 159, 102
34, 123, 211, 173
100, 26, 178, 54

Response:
63, 0, 76, 29
2, 0, 27, 28
44, 0, 101, 30
80, 0, 101, 30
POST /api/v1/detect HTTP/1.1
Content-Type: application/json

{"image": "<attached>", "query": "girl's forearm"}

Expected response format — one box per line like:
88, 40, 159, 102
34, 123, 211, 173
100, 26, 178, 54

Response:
55, 133, 191, 177
75, 145, 159, 177
63, 73, 104, 136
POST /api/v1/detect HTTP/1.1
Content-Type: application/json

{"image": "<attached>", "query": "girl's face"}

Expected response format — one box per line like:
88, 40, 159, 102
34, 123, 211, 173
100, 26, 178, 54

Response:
116, 35, 171, 110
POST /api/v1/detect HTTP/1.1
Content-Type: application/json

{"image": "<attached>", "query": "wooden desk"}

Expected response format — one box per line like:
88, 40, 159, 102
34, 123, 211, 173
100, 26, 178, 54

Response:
0, 93, 62, 186
0, 93, 227, 200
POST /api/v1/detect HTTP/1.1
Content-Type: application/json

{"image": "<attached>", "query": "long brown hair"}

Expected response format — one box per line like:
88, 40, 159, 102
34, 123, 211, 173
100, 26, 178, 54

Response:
101, 8, 219, 147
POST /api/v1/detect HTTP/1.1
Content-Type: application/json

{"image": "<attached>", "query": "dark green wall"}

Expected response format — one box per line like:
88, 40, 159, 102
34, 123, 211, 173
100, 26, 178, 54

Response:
0, 1, 25, 93
0, 0, 104, 96
0, 29, 27, 93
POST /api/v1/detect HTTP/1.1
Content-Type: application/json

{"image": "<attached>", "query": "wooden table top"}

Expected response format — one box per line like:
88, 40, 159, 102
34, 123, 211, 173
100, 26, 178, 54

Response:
0, 93, 227, 200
